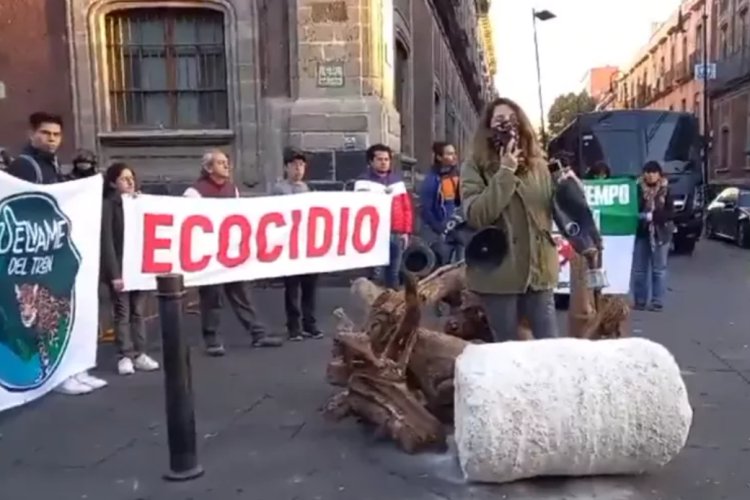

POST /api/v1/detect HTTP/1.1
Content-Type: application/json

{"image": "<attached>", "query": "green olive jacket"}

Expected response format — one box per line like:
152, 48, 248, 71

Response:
460, 157, 559, 295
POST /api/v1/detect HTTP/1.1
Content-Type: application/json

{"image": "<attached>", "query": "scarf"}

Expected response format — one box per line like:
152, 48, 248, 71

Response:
639, 176, 669, 247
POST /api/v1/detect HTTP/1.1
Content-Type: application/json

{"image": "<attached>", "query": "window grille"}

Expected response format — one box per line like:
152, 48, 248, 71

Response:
105, 8, 228, 130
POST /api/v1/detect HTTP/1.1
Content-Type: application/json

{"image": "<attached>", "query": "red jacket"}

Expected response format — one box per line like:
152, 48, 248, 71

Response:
355, 172, 413, 234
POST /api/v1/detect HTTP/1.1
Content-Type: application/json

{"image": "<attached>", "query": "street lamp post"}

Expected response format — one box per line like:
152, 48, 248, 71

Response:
701, 0, 710, 187
532, 8, 556, 145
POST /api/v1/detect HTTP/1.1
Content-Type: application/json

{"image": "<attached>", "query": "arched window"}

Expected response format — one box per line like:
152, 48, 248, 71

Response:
104, 8, 228, 130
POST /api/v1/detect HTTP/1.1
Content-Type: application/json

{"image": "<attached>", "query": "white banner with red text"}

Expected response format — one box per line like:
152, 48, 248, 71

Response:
121, 192, 393, 291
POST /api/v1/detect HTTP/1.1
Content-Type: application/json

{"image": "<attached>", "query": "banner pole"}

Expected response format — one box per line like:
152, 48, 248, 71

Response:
156, 274, 204, 481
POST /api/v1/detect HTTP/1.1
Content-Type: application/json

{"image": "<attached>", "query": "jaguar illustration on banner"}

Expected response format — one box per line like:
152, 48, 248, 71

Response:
0, 193, 80, 391
0, 172, 102, 412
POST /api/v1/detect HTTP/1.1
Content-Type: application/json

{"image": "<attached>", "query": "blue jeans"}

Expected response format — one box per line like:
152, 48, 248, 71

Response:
375, 234, 405, 289
478, 290, 559, 342
631, 237, 670, 307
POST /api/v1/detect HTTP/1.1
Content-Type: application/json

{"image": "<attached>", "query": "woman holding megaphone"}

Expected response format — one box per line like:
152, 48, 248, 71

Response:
460, 97, 559, 342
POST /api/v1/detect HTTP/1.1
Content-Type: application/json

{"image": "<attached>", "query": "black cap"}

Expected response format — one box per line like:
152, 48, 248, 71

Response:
283, 147, 307, 164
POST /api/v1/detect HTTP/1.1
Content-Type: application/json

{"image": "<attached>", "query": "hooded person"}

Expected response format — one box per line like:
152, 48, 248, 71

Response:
68, 149, 99, 180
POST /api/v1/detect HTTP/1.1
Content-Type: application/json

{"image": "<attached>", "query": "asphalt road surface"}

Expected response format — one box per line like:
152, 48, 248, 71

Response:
1, 239, 749, 500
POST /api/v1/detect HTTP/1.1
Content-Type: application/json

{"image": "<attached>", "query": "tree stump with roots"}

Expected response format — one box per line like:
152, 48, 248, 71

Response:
324, 260, 629, 453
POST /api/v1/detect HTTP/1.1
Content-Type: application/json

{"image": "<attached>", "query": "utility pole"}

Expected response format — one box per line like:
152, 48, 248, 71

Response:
702, 0, 710, 187
532, 9, 555, 145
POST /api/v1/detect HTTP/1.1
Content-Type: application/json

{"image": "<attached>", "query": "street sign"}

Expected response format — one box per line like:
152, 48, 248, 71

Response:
694, 63, 716, 80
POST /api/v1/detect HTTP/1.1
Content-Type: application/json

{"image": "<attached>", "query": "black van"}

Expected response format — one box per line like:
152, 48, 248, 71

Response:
548, 110, 705, 255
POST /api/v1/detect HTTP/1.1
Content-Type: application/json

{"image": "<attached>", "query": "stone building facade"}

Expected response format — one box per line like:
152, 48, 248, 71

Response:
709, 0, 750, 184
0, 0, 495, 191
612, 0, 711, 131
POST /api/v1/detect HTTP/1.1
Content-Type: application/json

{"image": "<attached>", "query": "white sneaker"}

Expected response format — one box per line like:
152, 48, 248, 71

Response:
117, 357, 135, 376
54, 376, 93, 395
133, 353, 159, 372
76, 371, 108, 390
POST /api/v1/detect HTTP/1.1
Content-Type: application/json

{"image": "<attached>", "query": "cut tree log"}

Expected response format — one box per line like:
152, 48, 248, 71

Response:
407, 327, 469, 422
567, 253, 630, 339
324, 258, 625, 453
324, 275, 450, 453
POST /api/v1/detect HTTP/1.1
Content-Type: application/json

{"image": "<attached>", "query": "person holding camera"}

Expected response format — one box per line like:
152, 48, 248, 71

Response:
419, 141, 463, 264
459, 97, 559, 342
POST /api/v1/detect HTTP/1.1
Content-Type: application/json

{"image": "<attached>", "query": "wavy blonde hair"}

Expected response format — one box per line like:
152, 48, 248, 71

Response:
471, 97, 545, 170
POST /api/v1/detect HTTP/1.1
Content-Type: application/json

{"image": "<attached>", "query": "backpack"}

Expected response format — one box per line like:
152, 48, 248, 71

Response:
18, 154, 44, 183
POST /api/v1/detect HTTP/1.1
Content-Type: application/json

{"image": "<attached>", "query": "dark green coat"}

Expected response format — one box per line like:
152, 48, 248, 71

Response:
460, 157, 559, 294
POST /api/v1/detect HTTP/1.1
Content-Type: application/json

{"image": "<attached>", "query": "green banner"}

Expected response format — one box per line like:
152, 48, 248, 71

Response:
582, 178, 638, 236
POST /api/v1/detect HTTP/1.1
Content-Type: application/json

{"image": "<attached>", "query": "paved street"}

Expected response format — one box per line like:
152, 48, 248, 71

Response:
1, 239, 750, 500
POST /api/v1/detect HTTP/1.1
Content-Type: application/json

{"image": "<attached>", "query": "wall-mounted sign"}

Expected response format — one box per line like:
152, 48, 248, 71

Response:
0, 82, 6, 100
343, 135, 357, 150
694, 62, 716, 81
317, 63, 345, 88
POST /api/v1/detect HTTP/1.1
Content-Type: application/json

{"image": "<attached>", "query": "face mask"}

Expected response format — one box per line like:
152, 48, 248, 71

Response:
75, 162, 94, 171
490, 119, 518, 151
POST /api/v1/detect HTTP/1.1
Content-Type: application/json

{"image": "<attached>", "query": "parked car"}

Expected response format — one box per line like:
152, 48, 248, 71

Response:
705, 187, 750, 248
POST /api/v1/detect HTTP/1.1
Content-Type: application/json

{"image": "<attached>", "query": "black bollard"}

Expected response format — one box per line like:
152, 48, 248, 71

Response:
156, 274, 204, 481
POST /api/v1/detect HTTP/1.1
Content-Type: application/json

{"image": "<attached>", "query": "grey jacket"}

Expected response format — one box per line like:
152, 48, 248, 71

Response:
271, 178, 310, 195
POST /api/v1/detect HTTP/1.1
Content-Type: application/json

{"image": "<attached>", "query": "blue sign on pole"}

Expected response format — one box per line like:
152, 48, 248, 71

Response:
694, 63, 716, 80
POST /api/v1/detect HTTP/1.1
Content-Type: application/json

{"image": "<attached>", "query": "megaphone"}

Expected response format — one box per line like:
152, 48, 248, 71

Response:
465, 226, 509, 270
401, 240, 438, 277
551, 171, 608, 289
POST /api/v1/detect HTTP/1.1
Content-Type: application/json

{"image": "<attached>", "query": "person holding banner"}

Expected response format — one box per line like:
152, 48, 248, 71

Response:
6, 112, 64, 184
355, 144, 414, 289
101, 163, 161, 375
271, 148, 324, 342
0, 147, 11, 170
5, 111, 108, 395
184, 150, 283, 355
632, 161, 675, 312
460, 97, 560, 342
585, 161, 611, 180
